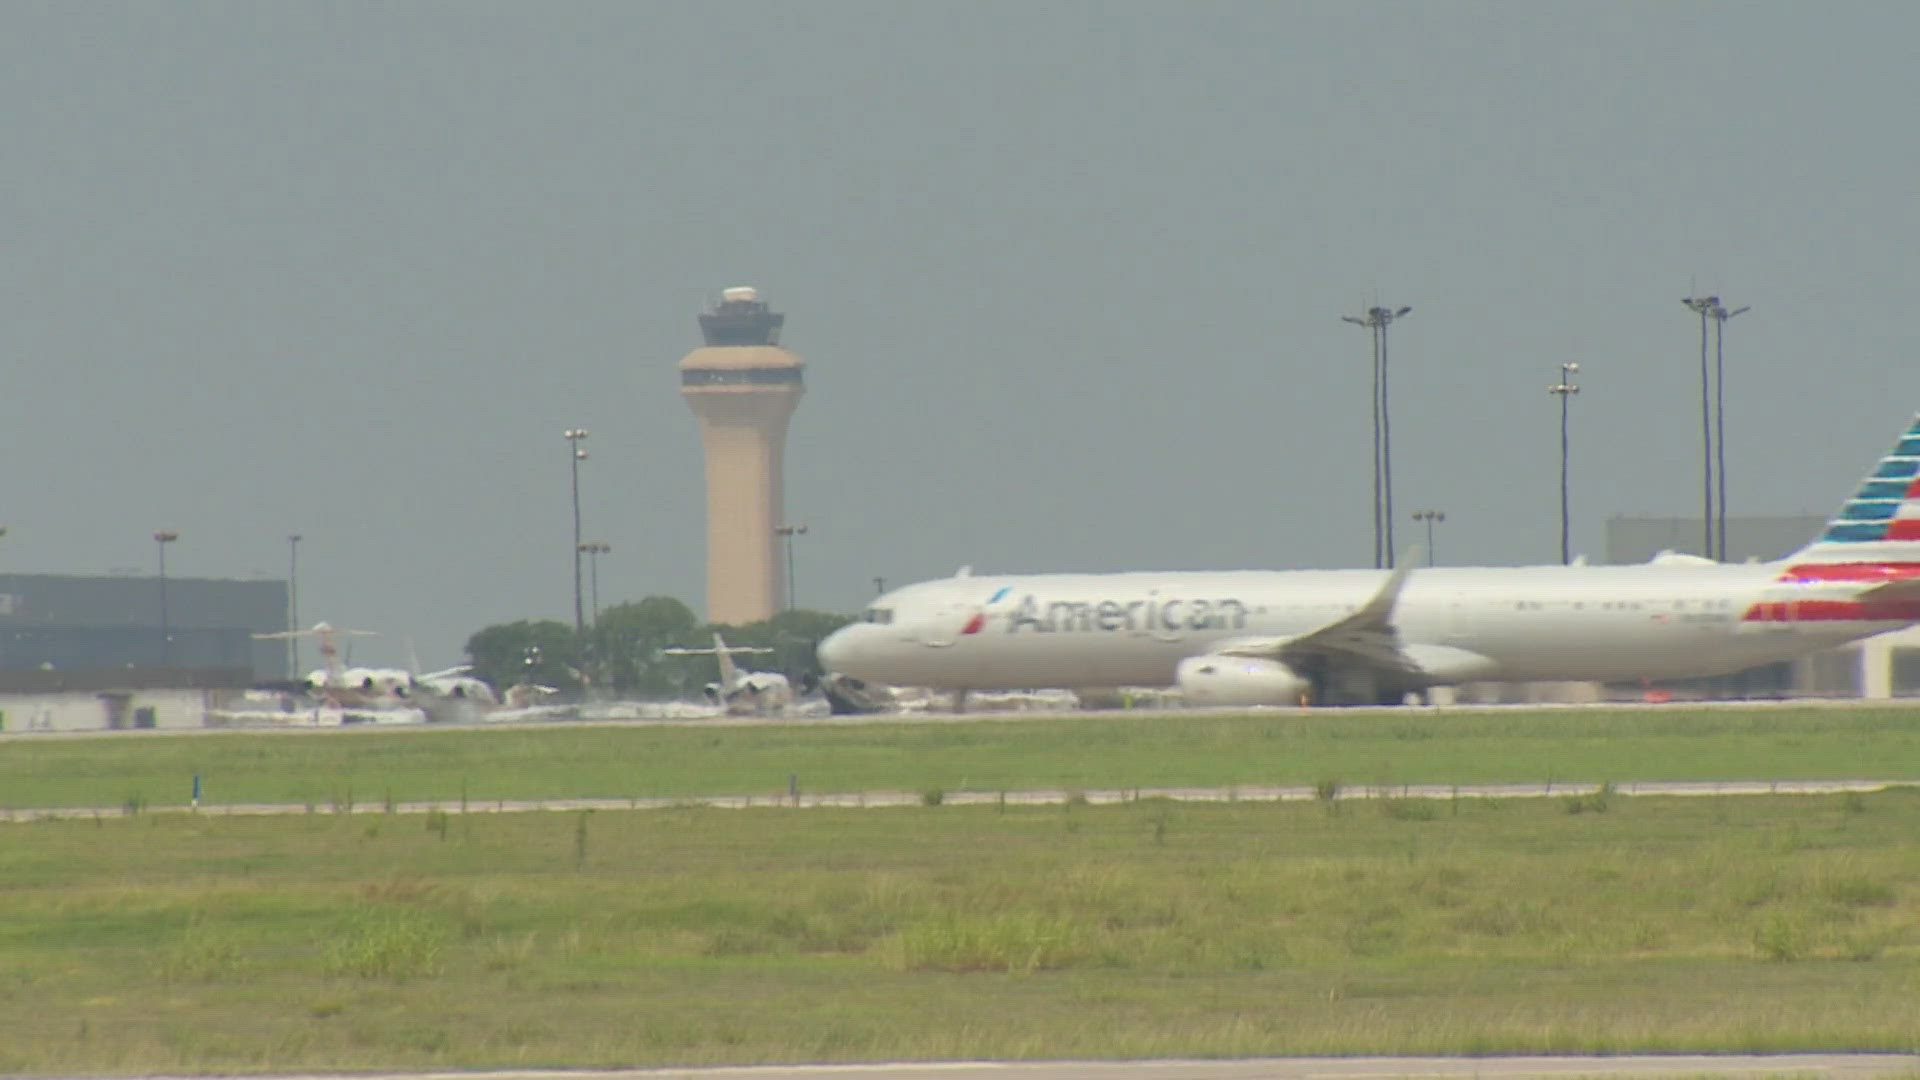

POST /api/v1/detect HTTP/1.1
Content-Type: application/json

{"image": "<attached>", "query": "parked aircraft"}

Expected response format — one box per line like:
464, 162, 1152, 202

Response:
819, 412, 1920, 706
252, 623, 495, 711
661, 633, 795, 715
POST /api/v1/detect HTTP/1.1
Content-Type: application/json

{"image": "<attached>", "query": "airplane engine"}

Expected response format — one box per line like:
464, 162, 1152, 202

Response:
1176, 655, 1310, 707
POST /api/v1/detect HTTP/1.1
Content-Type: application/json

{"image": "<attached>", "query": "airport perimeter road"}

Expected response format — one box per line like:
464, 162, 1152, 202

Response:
1, 778, 1910, 822
101, 1055, 1920, 1079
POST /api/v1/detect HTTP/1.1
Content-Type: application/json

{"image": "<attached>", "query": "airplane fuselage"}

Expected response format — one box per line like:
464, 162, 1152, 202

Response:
819, 411, 1920, 704
821, 562, 1908, 693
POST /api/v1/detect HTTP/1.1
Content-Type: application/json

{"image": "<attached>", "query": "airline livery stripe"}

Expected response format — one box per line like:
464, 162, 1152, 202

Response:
1743, 599, 1920, 623
1855, 480, 1913, 501
1872, 458, 1919, 479
1841, 500, 1902, 521
1887, 519, 1920, 541
1781, 562, 1920, 583
1823, 522, 1890, 542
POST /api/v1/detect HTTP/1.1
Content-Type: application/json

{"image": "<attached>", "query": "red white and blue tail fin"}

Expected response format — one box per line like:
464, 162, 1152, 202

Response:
1750, 414, 1920, 626
1787, 414, 1920, 565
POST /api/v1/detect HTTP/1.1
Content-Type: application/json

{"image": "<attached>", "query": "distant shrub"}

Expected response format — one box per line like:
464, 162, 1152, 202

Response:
1564, 782, 1614, 815
161, 924, 249, 983
702, 927, 775, 957
325, 909, 449, 980
1753, 914, 1807, 962
894, 913, 1084, 974
920, 788, 945, 807
1381, 799, 1437, 821
1823, 876, 1896, 907
1344, 908, 1404, 957
1840, 932, 1891, 962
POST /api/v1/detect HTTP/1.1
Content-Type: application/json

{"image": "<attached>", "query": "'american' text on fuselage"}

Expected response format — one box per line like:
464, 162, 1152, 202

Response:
1006, 594, 1249, 633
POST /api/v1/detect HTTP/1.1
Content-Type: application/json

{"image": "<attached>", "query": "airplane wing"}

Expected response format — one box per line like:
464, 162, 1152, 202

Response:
1213, 552, 1424, 673
659, 645, 776, 656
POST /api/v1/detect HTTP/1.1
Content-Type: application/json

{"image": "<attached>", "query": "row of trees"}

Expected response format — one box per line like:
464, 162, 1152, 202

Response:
462, 596, 853, 698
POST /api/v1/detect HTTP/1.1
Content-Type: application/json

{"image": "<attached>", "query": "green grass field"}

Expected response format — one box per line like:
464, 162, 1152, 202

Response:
4, 706, 1920, 1073
2, 791, 1919, 1073
4, 704, 1920, 812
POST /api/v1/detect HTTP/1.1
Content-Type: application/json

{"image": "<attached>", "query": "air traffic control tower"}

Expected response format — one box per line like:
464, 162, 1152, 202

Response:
679, 286, 805, 625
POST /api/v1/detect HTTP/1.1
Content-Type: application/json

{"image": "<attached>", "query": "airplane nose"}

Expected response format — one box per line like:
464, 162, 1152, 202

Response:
817, 626, 856, 672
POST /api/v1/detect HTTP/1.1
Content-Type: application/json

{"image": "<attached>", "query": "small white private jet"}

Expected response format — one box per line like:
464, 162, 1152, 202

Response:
661, 633, 795, 716
819, 411, 1920, 707
253, 623, 496, 712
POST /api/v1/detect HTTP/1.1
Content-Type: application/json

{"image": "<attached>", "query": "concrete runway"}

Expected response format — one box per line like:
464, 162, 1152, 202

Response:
103, 1055, 1920, 1078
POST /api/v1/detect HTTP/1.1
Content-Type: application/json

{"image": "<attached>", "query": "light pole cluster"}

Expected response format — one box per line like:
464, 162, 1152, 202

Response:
564, 428, 589, 632
153, 530, 179, 665
287, 533, 302, 676
1410, 509, 1445, 565
776, 523, 807, 611
577, 541, 610, 623
1331, 294, 1759, 567
1342, 305, 1412, 568
1549, 363, 1581, 565
1682, 295, 1749, 560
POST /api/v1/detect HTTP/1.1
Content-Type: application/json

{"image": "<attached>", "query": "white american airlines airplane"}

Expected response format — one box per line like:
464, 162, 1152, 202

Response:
818, 414, 1920, 706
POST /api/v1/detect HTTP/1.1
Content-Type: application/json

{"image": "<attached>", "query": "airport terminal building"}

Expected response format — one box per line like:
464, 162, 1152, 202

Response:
0, 573, 288, 685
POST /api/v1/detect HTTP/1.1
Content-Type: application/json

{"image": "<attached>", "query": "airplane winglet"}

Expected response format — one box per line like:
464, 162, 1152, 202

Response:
1857, 578, 1920, 604
1362, 549, 1421, 622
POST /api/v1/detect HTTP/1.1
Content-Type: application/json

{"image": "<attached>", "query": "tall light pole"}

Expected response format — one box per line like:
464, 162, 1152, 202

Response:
154, 530, 179, 666
1411, 509, 1445, 565
1710, 299, 1749, 562
578, 542, 610, 624
287, 533, 302, 677
1549, 363, 1581, 565
1342, 305, 1412, 568
564, 428, 589, 633
776, 523, 807, 611
1682, 296, 1718, 558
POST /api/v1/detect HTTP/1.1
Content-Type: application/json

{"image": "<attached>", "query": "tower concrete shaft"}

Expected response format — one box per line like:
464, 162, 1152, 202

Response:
679, 287, 804, 625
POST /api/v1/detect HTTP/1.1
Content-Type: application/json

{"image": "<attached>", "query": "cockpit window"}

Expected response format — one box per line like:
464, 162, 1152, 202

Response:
863, 607, 895, 624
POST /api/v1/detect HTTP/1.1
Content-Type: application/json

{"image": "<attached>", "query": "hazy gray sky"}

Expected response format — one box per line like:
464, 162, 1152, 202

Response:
6, 1, 1918, 668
